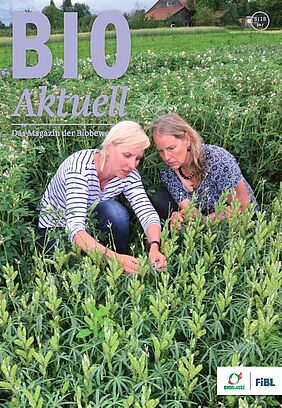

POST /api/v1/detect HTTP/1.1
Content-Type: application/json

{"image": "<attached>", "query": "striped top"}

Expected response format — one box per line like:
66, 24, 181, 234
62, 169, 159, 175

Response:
38, 149, 160, 242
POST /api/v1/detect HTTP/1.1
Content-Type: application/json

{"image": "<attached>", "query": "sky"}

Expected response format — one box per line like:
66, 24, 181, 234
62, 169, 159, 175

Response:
1, 0, 156, 25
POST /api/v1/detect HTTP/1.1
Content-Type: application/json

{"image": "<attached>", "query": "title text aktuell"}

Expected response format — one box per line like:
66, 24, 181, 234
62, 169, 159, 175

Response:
12, 11, 131, 118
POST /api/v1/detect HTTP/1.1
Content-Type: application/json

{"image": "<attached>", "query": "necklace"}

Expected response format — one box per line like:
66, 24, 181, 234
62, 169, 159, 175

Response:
178, 166, 195, 180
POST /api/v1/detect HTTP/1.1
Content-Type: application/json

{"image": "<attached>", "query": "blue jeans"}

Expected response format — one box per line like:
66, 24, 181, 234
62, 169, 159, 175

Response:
37, 199, 130, 255
150, 187, 178, 220
94, 199, 129, 254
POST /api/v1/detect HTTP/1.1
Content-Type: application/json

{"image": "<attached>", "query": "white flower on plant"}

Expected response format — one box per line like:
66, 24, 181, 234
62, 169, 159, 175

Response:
21, 139, 29, 149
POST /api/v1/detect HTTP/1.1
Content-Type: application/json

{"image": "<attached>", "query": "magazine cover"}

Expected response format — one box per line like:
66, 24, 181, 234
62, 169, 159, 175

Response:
0, 0, 281, 406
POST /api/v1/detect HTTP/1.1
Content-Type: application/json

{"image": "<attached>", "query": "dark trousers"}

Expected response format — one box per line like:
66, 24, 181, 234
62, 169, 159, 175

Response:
37, 199, 130, 256
150, 188, 178, 221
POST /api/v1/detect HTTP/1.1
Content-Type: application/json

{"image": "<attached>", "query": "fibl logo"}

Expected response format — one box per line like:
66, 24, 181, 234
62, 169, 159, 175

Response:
255, 378, 276, 387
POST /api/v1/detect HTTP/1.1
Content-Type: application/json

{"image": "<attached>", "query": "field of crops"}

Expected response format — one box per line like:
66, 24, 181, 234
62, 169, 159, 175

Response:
0, 29, 282, 407
1, 28, 282, 68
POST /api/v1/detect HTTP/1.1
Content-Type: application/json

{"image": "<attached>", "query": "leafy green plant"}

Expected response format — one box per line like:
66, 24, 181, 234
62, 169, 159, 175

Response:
0, 35, 281, 407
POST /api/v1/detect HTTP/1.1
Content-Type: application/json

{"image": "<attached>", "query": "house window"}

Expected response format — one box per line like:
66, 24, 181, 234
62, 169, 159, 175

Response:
167, 1, 175, 6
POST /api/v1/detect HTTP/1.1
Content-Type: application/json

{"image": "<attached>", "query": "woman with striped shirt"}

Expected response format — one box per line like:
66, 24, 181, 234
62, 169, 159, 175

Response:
38, 121, 166, 274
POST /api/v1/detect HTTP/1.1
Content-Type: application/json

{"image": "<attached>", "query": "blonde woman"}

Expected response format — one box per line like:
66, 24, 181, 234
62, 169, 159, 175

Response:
38, 121, 166, 273
151, 113, 258, 226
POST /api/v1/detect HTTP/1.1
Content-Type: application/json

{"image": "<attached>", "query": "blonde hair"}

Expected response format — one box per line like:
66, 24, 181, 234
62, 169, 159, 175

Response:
153, 113, 203, 174
100, 121, 150, 170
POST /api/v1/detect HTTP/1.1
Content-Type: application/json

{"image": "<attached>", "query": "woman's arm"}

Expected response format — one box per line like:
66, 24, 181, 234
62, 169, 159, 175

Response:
73, 230, 140, 274
123, 171, 166, 268
145, 224, 166, 269
208, 177, 251, 221
231, 177, 250, 210
171, 178, 251, 224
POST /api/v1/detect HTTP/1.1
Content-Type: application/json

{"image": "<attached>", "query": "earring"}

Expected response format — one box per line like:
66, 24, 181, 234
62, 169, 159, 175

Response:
187, 146, 191, 152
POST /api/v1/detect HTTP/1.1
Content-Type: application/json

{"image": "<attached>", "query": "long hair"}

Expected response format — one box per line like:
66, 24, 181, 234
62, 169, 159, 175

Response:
152, 113, 203, 174
100, 121, 150, 170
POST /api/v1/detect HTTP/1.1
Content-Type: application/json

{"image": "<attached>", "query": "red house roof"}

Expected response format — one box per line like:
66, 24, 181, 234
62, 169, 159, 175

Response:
145, 6, 184, 20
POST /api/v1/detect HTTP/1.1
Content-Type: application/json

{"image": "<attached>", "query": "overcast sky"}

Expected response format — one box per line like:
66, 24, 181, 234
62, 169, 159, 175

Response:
1, 0, 156, 25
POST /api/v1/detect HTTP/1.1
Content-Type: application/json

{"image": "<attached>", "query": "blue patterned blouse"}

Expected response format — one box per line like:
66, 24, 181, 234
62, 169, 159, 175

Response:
160, 144, 259, 215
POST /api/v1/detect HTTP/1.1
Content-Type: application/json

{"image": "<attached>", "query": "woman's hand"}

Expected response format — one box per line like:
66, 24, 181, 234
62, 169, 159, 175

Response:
149, 245, 167, 270
117, 254, 140, 274
170, 206, 200, 229
74, 231, 140, 274
170, 210, 184, 230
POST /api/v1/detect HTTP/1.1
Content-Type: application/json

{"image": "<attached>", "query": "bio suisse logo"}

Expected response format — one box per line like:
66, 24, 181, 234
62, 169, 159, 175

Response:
224, 372, 245, 390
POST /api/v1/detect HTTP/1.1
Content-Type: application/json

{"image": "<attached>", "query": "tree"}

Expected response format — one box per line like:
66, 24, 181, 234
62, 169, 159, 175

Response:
221, 2, 238, 24
42, 1, 63, 31
73, 3, 91, 19
182, 0, 197, 10
79, 14, 96, 32
233, 0, 250, 17
61, 0, 73, 12
125, 2, 163, 29
193, 0, 252, 25
266, 0, 282, 26
193, 5, 223, 25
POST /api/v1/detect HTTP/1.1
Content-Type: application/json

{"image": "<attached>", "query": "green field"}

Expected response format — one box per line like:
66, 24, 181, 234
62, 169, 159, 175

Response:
0, 27, 282, 68
0, 28, 282, 407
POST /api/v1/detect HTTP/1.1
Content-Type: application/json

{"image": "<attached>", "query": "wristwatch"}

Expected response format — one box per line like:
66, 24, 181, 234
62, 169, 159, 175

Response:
149, 240, 160, 249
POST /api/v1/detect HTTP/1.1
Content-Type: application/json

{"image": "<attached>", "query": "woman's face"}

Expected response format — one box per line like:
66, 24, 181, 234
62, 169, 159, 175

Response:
106, 143, 144, 178
154, 132, 190, 169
